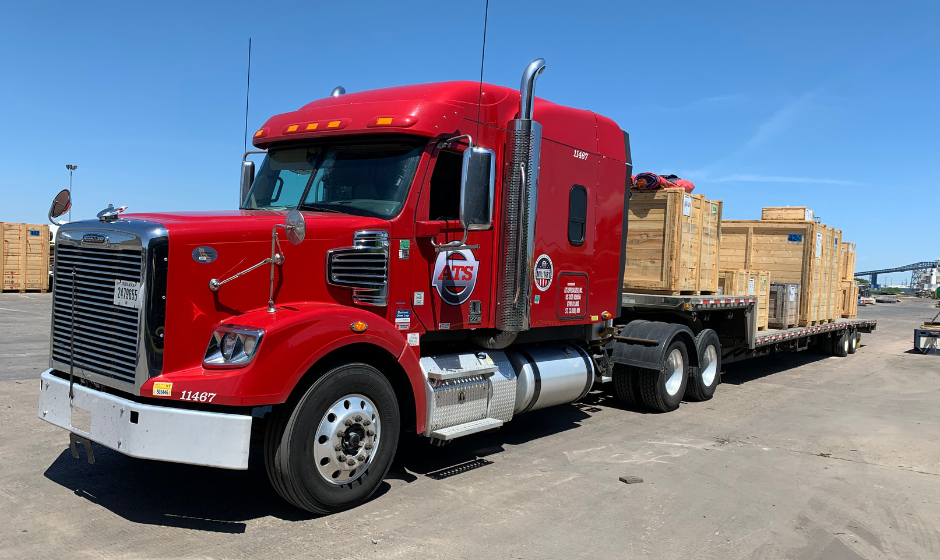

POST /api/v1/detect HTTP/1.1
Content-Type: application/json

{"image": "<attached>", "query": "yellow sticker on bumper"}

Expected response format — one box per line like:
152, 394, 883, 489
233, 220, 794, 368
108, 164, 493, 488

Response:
153, 382, 173, 397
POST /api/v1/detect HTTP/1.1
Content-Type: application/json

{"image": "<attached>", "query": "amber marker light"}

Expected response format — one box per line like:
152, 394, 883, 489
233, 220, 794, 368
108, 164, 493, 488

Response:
305, 122, 318, 130
350, 321, 368, 333
601, 311, 613, 321
327, 120, 341, 128
254, 128, 267, 138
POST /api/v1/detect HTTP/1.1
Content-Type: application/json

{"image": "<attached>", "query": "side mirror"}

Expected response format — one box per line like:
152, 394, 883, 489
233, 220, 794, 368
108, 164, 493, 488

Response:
460, 146, 495, 230
284, 209, 306, 245
48, 189, 71, 225
240, 160, 255, 207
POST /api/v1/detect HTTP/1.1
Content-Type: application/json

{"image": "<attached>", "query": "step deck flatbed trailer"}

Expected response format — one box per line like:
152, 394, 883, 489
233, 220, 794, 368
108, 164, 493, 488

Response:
617, 292, 877, 365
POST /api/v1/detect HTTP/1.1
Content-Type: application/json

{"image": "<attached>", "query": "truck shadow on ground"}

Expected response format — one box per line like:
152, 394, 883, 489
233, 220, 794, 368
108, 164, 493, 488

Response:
720, 351, 832, 385
42, 402, 596, 530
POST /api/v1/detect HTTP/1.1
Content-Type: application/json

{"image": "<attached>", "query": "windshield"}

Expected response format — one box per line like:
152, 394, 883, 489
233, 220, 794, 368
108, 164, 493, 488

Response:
242, 139, 426, 218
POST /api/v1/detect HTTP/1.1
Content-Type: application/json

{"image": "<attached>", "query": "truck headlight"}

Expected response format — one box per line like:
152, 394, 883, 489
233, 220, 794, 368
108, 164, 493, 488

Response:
204, 325, 264, 368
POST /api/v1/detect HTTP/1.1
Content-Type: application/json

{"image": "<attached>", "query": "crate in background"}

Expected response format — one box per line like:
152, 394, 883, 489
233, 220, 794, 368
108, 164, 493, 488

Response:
1, 223, 51, 292
768, 282, 801, 329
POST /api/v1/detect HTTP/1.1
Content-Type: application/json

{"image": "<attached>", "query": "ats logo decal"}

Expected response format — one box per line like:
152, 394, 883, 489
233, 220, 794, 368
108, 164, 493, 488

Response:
534, 254, 554, 292
432, 249, 479, 306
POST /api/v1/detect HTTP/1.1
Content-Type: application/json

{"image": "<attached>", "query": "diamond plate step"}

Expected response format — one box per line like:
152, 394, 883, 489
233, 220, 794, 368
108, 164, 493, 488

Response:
427, 365, 499, 381
429, 417, 503, 441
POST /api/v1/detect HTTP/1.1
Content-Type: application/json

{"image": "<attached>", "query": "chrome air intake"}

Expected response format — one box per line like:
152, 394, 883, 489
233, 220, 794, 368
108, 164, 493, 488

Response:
497, 58, 546, 331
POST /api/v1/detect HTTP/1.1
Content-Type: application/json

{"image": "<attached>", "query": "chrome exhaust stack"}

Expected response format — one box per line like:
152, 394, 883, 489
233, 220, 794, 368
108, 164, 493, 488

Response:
497, 58, 546, 332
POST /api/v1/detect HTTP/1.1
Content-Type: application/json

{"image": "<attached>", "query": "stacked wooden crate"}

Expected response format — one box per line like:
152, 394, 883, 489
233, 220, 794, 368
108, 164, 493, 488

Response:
1, 223, 51, 292
720, 210, 840, 326
838, 241, 859, 318
718, 269, 770, 330
622, 188, 723, 295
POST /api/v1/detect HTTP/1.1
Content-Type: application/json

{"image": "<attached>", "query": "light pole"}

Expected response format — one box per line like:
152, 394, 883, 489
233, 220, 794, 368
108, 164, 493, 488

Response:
65, 165, 77, 222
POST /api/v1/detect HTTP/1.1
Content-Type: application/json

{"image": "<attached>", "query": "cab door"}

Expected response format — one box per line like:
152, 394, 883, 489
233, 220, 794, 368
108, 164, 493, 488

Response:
411, 142, 495, 334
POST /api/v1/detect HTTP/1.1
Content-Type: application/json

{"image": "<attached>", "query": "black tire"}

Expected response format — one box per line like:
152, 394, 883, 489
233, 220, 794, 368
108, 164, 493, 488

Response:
847, 330, 858, 354
612, 364, 643, 407
685, 330, 721, 402
638, 339, 689, 413
831, 331, 849, 357
265, 362, 400, 514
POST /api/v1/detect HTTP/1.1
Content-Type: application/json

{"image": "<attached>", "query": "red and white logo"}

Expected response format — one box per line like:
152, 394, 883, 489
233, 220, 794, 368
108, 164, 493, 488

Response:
432, 249, 479, 306
534, 254, 553, 292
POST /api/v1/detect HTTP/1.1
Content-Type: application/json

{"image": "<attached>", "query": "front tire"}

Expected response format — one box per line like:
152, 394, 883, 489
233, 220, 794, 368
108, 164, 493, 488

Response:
685, 330, 720, 402
265, 363, 400, 514
639, 340, 689, 412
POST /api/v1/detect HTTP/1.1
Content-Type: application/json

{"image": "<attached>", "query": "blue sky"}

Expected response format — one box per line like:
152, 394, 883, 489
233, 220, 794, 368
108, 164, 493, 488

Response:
1, 0, 937, 274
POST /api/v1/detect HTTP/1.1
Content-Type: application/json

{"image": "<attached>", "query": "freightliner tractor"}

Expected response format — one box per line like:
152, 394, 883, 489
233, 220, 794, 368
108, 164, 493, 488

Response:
38, 59, 877, 514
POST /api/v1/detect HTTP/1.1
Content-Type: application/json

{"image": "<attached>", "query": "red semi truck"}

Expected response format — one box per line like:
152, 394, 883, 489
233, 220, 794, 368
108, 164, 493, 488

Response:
38, 59, 876, 513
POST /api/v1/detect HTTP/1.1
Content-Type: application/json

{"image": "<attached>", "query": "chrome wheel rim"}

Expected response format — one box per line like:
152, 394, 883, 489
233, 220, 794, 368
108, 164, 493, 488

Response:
664, 348, 685, 396
850, 334, 857, 350
843, 337, 849, 353
701, 344, 718, 387
313, 394, 380, 485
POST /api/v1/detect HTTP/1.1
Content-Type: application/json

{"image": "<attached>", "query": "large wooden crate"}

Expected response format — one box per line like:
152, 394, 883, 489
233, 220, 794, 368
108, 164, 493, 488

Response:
841, 281, 859, 319
718, 269, 769, 330
761, 207, 815, 222
623, 189, 723, 294
839, 242, 857, 282
720, 219, 837, 325
1, 223, 51, 292
819, 229, 841, 324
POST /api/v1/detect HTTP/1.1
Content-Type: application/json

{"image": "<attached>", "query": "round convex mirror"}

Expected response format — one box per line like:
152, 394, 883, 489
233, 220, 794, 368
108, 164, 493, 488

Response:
49, 189, 71, 218
285, 209, 306, 245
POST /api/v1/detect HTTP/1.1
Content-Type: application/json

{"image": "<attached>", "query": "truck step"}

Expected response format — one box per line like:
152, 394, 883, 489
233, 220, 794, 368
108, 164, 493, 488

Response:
430, 418, 503, 440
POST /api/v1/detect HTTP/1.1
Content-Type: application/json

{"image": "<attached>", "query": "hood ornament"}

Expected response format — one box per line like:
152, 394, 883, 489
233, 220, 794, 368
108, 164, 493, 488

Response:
97, 204, 128, 223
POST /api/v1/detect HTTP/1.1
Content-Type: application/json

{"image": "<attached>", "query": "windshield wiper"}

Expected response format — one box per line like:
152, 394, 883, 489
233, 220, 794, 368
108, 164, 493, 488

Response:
300, 204, 343, 214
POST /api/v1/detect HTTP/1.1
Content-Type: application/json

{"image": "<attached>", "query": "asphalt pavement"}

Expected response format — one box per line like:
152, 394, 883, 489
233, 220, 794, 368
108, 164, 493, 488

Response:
1, 293, 938, 559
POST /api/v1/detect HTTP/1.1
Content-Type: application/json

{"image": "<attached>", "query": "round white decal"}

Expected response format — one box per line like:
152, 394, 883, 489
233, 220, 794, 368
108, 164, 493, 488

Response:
534, 254, 553, 292
432, 249, 480, 306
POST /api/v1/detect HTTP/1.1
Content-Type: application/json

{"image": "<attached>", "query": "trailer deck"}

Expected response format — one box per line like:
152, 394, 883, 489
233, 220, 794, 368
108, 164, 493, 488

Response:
622, 292, 877, 356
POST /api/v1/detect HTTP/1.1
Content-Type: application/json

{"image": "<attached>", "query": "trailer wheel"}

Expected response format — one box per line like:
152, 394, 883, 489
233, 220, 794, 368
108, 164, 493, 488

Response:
847, 330, 858, 354
265, 362, 400, 514
831, 331, 850, 357
612, 364, 642, 406
638, 339, 689, 412
685, 330, 721, 402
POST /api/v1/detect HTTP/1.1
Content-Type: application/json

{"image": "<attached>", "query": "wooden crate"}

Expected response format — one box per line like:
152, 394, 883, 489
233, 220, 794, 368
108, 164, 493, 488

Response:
718, 269, 770, 330
817, 229, 841, 324
623, 189, 723, 295
761, 207, 815, 222
839, 242, 857, 282
720, 219, 837, 326
841, 281, 859, 319
1, 223, 51, 292
768, 282, 801, 328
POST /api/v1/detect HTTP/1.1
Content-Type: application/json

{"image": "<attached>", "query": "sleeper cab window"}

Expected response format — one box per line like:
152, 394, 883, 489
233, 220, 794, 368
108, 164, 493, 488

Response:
568, 184, 587, 246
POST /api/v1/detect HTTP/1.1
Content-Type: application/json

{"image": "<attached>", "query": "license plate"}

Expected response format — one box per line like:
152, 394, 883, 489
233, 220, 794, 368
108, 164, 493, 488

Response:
113, 279, 143, 309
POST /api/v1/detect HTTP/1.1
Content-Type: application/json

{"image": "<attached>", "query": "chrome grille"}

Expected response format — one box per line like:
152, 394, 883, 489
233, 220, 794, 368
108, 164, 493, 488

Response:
327, 230, 389, 306
52, 244, 143, 384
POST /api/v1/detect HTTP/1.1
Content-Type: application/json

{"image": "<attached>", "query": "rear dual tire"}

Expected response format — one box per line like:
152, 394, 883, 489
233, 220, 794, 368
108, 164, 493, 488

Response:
685, 330, 721, 402
638, 340, 689, 413
831, 331, 850, 357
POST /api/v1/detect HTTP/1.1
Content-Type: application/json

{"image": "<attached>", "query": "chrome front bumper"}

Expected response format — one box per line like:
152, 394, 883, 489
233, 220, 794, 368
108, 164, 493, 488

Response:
37, 370, 252, 469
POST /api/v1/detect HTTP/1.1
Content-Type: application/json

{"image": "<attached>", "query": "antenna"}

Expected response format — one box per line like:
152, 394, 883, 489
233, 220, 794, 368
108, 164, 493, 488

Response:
243, 38, 252, 154
475, 0, 489, 139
